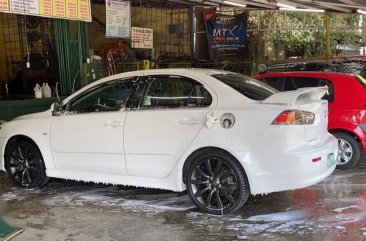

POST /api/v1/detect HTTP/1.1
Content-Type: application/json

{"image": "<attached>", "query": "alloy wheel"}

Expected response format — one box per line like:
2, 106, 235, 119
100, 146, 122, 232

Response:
190, 157, 240, 211
7, 144, 40, 187
337, 138, 353, 166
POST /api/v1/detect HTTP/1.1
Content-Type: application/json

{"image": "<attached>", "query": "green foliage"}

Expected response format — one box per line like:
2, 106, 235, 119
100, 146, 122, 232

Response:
248, 11, 362, 59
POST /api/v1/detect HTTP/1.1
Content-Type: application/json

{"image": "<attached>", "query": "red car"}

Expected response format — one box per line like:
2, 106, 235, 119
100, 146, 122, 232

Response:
255, 71, 366, 169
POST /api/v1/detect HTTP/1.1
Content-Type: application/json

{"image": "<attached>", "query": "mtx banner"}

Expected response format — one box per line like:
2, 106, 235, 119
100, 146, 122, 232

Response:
204, 12, 248, 60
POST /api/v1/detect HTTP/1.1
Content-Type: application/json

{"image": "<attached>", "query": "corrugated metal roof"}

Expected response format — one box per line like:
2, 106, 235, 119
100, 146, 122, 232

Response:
193, 0, 366, 13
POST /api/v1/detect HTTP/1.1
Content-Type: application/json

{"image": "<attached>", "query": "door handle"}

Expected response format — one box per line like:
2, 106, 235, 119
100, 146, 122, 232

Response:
179, 118, 202, 125
104, 121, 123, 128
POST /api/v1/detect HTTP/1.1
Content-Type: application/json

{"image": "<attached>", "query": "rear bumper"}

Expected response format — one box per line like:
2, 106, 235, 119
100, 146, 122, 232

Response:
243, 134, 338, 195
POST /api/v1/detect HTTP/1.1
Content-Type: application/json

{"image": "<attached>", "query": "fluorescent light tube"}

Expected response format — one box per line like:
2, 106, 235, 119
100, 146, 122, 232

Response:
279, 8, 325, 13
223, 1, 246, 8
277, 3, 296, 9
357, 9, 366, 15
204, 1, 219, 6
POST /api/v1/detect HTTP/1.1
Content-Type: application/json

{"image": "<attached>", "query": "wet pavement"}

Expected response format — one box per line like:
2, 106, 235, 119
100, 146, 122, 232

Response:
1, 158, 366, 240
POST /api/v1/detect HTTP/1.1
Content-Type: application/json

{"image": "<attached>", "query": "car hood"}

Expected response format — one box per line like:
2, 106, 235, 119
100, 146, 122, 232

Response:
263, 86, 328, 105
13, 110, 52, 121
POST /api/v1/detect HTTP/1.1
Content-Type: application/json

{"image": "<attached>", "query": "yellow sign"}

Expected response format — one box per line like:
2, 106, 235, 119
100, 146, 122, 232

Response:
0, 0, 9, 11
0, 0, 91, 22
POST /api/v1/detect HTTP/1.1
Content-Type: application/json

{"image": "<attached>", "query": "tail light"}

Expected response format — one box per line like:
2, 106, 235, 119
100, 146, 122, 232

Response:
272, 110, 315, 125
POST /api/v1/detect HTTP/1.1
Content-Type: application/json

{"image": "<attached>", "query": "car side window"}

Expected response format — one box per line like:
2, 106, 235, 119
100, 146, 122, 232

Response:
320, 79, 334, 103
259, 77, 286, 91
291, 77, 321, 88
286, 77, 334, 103
141, 76, 212, 109
67, 79, 134, 113
283, 77, 297, 91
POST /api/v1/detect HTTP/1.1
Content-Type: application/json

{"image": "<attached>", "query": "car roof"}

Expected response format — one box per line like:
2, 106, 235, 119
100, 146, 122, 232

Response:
256, 71, 356, 78
63, 68, 252, 105
91, 68, 230, 85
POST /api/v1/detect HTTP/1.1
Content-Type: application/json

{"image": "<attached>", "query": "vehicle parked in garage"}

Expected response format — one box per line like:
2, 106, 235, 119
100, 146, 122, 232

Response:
0, 69, 337, 214
261, 59, 366, 78
255, 71, 366, 170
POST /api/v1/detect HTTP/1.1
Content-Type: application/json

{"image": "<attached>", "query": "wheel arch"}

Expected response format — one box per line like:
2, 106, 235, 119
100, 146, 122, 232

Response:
329, 128, 363, 150
182, 146, 250, 191
4, 135, 42, 165
4, 134, 50, 188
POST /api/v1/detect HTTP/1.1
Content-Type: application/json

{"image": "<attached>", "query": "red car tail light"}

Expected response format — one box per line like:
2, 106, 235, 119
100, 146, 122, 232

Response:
272, 110, 315, 125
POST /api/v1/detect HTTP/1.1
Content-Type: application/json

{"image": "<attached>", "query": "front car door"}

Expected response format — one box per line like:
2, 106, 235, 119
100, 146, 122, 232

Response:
50, 77, 136, 175
124, 75, 213, 178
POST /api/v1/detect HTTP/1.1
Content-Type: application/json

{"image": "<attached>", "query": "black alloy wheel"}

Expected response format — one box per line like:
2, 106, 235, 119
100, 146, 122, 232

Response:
186, 150, 250, 215
5, 140, 49, 188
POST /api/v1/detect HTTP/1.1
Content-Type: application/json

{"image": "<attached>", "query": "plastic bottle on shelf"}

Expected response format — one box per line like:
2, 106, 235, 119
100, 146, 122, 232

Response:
34, 84, 42, 99
42, 83, 52, 98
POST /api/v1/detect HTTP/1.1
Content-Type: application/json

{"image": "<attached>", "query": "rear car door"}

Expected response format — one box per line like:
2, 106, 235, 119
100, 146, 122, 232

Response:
124, 75, 213, 178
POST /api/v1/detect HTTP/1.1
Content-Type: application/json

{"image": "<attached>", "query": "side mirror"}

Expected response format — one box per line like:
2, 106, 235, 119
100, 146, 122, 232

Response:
51, 101, 63, 116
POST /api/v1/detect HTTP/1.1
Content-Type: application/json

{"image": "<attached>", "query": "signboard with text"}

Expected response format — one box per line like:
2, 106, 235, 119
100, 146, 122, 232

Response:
106, 0, 130, 38
131, 27, 153, 49
205, 12, 248, 60
0, 0, 91, 22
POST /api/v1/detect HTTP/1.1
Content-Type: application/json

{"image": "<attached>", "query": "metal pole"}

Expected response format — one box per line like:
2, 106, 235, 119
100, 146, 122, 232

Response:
17, 16, 26, 93
77, 21, 84, 90
326, 12, 331, 59
63, 20, 71, 95
189, 4, 195, 59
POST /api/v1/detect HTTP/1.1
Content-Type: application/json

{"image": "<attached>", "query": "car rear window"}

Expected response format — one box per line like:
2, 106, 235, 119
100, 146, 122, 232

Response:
356, 75, 366, 90
212, 73, 278, 100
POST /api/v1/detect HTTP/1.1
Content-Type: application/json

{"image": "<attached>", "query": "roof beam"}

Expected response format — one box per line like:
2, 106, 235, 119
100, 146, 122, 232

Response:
339, 0, 361, 5
295, 0, 353, 12
315, 2, 352, 13
326, 2, 366, 11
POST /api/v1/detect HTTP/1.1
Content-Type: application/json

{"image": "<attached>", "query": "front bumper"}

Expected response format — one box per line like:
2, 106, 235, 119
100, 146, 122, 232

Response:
0, 137, 6, 171
244, 134, 338, 195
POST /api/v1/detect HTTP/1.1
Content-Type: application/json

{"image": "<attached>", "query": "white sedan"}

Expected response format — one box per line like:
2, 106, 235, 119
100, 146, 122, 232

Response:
0, 69, 337, 214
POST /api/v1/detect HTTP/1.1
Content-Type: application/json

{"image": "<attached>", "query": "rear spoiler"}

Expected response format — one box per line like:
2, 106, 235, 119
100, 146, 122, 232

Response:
263, 86, 328, 105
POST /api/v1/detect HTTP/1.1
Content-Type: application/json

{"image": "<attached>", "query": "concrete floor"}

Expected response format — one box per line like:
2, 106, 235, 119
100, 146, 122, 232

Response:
1, 158, 366, 241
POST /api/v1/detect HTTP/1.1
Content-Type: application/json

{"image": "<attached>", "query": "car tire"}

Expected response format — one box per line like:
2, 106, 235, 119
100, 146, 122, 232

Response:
185, 149, 250, 215
334, 132, 361, 170
5, 140, 49, 188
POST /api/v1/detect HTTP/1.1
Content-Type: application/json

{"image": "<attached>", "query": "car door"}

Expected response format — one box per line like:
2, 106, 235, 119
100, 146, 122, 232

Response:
50, 78, 136, 175
124, 75, 213, 178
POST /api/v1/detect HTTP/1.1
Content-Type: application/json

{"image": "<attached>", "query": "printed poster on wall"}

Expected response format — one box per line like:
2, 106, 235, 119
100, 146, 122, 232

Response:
0, 0, 91, 22
204, 12, 249, 60
131, 27, 153, 49
106, 0, 130, 38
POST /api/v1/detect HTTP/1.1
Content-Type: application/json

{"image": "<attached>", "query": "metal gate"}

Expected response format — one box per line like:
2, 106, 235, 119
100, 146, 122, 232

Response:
55, 19, 86, 96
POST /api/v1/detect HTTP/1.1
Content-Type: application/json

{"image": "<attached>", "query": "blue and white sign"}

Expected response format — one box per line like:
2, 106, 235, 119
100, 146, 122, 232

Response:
205, 12, 248, 60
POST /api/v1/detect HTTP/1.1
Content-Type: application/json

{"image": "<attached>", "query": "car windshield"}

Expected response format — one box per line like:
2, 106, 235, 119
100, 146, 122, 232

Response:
212, 73, 278, 100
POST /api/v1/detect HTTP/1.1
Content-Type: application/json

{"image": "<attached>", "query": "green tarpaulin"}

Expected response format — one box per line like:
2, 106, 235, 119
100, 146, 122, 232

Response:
0, 218, 22, 241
